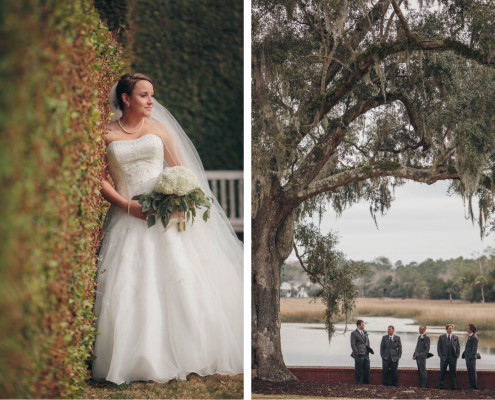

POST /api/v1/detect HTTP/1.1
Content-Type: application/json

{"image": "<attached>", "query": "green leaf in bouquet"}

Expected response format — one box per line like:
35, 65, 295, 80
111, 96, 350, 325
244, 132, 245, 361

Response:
142, 199, 151, 212
162, 213, 170, 229
147, 215, 156, 228
191, 207, 196, 218
179, 198, 188, 212
133, 194, 146, 204
160, 202, 168, 216
203, 209, 210, 222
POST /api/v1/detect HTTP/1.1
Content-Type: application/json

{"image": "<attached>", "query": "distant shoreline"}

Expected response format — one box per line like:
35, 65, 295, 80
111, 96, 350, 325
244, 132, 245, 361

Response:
281, 297, 495, 331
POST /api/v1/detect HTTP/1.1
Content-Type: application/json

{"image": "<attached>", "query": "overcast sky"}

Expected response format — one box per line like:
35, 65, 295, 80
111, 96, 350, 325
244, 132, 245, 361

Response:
292, 181, 492, 265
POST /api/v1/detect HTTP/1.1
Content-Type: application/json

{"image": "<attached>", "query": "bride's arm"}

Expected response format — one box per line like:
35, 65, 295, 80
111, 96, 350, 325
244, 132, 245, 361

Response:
100, 153, 147, 220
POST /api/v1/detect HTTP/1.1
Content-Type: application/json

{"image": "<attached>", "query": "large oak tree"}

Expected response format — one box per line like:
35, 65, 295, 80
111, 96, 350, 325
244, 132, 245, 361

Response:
252, 0, 495, 381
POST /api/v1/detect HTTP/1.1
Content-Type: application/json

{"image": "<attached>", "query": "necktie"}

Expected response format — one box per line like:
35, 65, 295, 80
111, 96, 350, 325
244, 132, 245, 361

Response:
361, 331, 365, 339
448, 334, 451, 341
390, 336, 393, 342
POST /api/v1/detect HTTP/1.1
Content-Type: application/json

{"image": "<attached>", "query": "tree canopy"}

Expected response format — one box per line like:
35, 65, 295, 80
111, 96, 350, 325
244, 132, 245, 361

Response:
252, 0, 495, 382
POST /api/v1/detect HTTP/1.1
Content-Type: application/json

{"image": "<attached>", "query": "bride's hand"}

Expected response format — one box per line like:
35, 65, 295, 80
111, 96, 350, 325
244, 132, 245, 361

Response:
127, 200, 151, 221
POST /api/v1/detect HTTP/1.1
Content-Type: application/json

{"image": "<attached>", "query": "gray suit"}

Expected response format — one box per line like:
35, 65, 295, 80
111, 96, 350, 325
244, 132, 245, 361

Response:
380, 335, 402, 386
350, 329, 370, 384
413, 334, 430, 387
463, 333, 478, 389
437, 333, 460, 389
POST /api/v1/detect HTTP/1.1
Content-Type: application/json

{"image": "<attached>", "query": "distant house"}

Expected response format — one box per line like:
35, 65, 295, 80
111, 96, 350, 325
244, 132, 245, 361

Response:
281, 280, 313, 298
280, 282, 292, 298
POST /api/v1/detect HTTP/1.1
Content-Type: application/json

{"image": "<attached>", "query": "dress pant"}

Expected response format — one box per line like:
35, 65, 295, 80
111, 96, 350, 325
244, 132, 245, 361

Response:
382, 358, 398, 386
354, 356, 370, 384
439, 356, 457, 389
416, 358, 427, 388
466, 358, 477, 389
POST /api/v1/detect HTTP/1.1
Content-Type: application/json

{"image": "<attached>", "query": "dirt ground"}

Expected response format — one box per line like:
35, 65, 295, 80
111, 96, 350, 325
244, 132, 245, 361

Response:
252, 379, 495, 399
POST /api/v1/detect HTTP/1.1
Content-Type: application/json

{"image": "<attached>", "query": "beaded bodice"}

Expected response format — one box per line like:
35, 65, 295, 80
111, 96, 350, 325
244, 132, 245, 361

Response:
106, 134, 166, 200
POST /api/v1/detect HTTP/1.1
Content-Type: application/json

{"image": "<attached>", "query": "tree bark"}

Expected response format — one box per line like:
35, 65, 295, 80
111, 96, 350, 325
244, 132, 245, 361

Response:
252, 183, 297, 381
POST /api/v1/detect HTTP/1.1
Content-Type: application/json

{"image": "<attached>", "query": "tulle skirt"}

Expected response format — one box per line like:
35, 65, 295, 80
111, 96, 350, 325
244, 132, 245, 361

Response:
91, 206, 243, 384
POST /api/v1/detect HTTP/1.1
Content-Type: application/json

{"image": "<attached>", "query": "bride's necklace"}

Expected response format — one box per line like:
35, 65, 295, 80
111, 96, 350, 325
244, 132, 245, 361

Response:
118, 118, 144, 134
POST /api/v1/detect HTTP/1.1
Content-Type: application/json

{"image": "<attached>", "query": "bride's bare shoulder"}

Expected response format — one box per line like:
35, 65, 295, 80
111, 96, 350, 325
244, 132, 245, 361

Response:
148, 119, 173, 140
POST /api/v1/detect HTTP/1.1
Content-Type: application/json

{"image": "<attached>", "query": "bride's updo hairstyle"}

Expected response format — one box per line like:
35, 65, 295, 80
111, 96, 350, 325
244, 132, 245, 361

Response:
115, 73, 153, 111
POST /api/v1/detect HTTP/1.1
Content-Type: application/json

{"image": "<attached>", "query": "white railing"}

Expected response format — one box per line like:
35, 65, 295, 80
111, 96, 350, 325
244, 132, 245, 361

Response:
205, 171, 243, 233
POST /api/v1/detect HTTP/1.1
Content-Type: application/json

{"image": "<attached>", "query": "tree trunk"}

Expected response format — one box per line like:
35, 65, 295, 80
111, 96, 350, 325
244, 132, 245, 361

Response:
252, 192, 297, 382
480, 284, 485, 303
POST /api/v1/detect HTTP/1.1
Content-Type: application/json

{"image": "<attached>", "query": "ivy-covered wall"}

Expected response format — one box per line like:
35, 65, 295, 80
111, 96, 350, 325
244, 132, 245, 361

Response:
0, 0, 124, 397
96, 0, 244, 170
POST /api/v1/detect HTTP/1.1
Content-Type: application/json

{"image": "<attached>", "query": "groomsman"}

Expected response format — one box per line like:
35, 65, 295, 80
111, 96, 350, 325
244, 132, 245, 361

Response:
462, 323, 479, 390
412, 325, 430, 388
350, 320, 371, 384
380, 325, 402, 386
437, 324, 460, 390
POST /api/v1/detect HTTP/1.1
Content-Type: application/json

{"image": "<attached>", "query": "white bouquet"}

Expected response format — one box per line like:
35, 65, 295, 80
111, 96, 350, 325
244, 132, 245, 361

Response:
133, 166, 212, 231
153, 166, 200, 196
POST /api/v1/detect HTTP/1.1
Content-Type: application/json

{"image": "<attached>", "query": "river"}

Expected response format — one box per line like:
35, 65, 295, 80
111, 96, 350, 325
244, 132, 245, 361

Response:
282, 317, 495, 369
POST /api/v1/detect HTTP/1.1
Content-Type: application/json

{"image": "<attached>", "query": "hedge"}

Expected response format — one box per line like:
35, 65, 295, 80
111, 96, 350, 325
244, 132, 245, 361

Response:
0, 0, 125, 397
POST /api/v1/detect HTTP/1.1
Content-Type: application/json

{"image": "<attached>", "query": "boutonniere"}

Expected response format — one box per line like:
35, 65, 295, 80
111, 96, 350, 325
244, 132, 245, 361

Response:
420, 334, 424, 340
363, 330, 368, 336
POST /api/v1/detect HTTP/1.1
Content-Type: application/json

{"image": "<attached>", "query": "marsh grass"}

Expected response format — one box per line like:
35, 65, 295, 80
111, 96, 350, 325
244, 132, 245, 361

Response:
281, 298, 495, 331
84, 373, 243, 399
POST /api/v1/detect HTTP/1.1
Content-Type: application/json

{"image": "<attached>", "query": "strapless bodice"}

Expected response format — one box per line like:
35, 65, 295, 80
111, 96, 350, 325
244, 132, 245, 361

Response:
106, 134, 166, 199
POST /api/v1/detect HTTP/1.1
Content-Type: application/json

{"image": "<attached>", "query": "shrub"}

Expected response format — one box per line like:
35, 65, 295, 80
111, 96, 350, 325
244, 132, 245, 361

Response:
0, 0, 125, 397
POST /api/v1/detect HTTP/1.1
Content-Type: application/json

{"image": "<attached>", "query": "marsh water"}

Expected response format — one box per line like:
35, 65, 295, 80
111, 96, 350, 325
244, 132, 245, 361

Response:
282, 317, 495, 369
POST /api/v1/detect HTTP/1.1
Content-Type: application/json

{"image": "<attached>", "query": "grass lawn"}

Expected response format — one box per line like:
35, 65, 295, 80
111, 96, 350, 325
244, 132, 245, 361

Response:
84, 373, 243, 399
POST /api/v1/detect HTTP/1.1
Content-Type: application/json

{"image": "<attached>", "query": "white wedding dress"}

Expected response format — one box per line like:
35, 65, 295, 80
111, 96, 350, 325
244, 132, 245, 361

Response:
92, 133, 243, 384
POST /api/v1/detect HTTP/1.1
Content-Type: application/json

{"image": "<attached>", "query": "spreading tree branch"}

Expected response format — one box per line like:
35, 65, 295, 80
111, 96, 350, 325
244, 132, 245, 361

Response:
283, 93, 403, 198
391, 0, 411, 36
316, 37, 495, 121
295, 165, 459, 203
289, 1, 392, 134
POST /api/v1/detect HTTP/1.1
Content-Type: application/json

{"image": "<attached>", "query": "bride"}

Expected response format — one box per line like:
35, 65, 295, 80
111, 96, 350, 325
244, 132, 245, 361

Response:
91, 73, 243, 384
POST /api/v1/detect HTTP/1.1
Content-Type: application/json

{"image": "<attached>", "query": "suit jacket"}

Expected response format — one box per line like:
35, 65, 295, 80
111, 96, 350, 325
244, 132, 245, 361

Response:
463, 333, 479, 360
437, 333, 460, 361
351, 329, 370, 359
380, 334, 402, 362
413, 334, 430, 360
